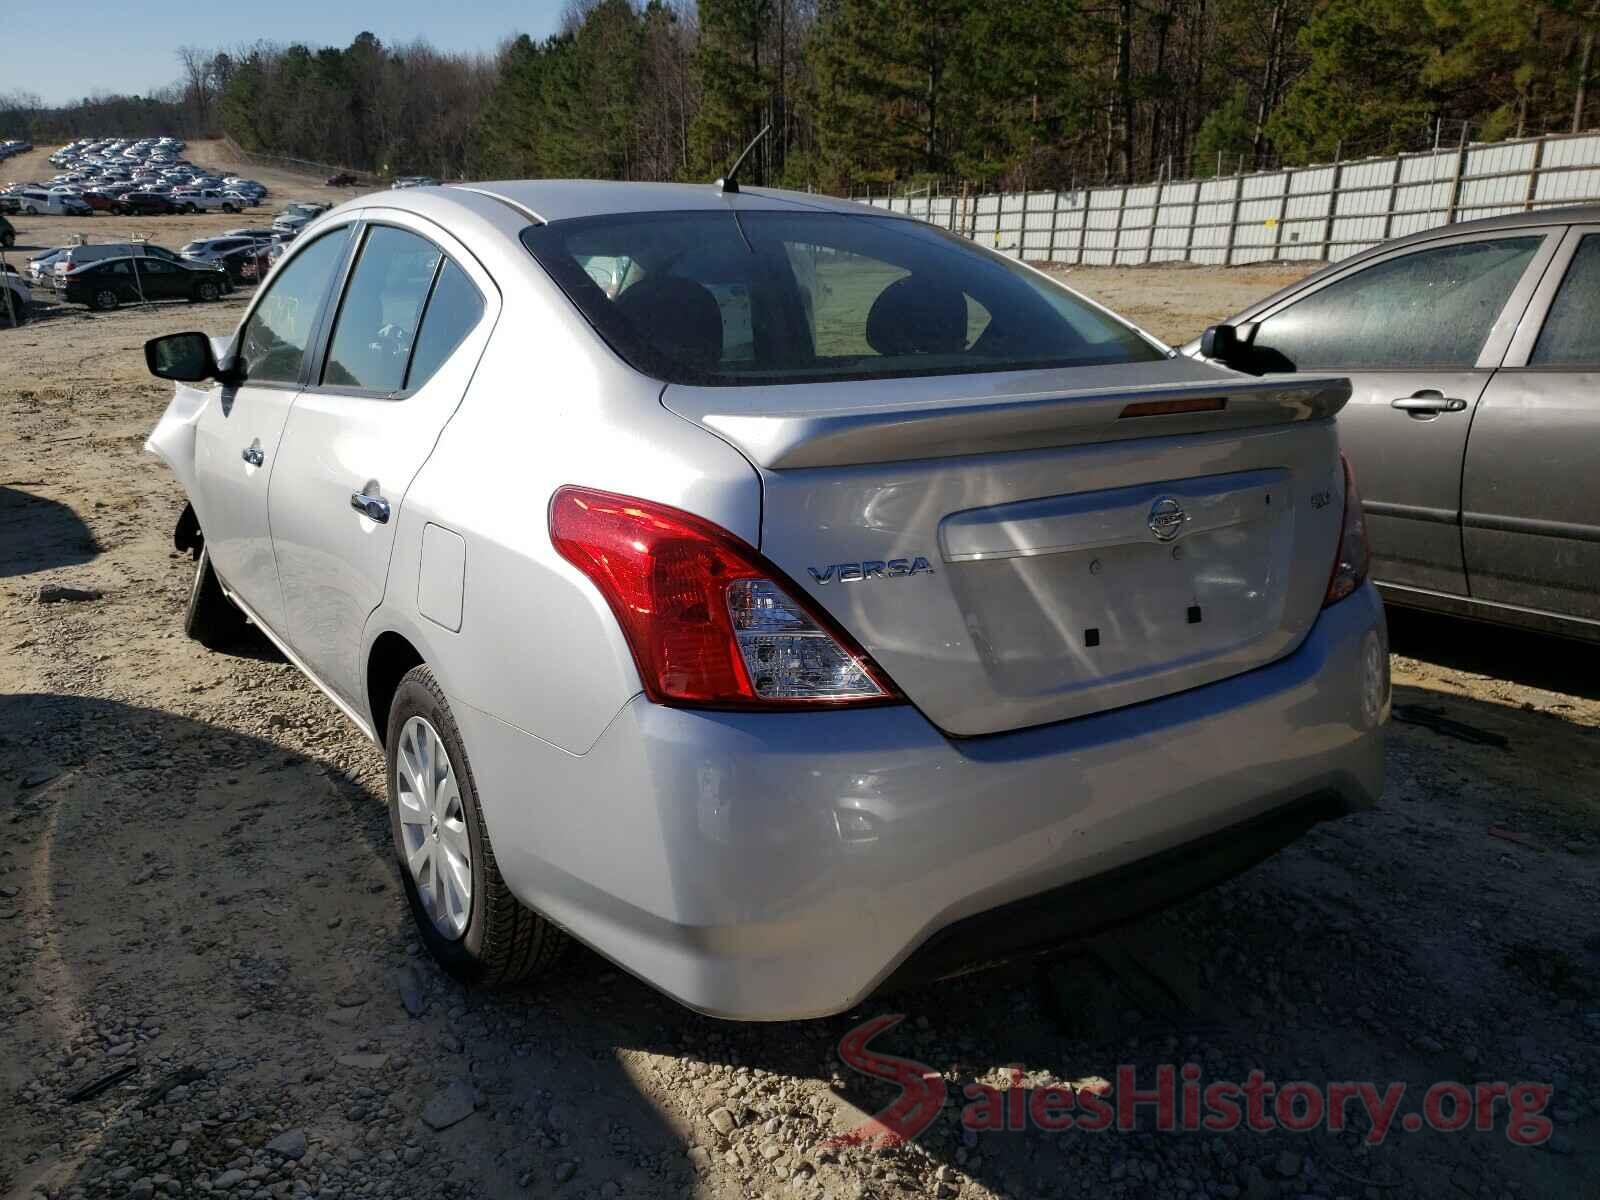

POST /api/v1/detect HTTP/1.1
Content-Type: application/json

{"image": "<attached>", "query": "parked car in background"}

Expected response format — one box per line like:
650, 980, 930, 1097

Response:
143, 183, 1386, 1017
220, 243, 275, 284
62, 254, 227, 310
182, 236, 275, 282
326, 172, 360, 187
79, 191, 119, 212
113, 192, 180, 216
10, 188, 92, 216
51, 241, 192, 285
26, 249, 68, 286
174, 189, 241, 213
1191, 204, 1600, 643
391, 175, 440, 188
180, 235, 263, 266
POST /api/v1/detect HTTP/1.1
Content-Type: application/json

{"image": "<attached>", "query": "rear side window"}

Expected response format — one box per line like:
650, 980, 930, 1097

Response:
1246, 237, 1541, 371
521, 210, 1160, 386
1530, 234, 1600, 367
237, 229, 350, 385
405, 261, 485, 390
323, 226, 442, 393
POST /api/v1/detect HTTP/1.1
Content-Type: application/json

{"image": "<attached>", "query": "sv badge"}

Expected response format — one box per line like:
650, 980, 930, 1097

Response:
809, 557, 935, 585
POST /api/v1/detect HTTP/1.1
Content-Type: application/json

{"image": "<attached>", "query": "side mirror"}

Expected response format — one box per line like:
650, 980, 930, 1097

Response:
1199, 322, 1263, 374
1199, 323, 1240, 361
145, 331, 229, 383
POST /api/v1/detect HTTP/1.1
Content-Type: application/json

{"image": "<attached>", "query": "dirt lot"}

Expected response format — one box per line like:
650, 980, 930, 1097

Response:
1, 210, 1597, 1200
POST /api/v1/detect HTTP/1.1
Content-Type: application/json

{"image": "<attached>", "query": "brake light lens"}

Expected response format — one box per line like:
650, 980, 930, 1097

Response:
1324, 454, 1371, 607
548, 487, 900, 708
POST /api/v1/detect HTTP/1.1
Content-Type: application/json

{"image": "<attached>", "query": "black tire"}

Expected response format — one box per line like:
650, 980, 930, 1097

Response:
1, 232, 13, 248
91, 288, 119, 311
386, 665, 566, 986
184, 545, 248, 649
222, 203, 237, 213
195, 280, 220, 302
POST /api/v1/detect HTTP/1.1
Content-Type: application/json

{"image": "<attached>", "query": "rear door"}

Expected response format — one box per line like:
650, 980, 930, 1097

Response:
268, 214, 495, 704
189, 226, 354, 636
1235, 230, 1559, 597
1463, 225, 1600, 623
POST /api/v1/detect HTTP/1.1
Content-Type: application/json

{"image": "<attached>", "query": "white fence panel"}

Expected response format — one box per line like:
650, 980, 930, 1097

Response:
856, 131, 1600, 265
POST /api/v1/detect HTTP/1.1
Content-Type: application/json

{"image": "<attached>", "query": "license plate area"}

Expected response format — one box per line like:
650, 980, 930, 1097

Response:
940, 469, 1293, 695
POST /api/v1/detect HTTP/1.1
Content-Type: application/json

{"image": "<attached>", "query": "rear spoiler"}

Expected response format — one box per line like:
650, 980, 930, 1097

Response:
668, 376, 1352, 470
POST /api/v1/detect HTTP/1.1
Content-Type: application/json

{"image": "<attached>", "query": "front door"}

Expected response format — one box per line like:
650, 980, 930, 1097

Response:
189, 226, 354, 637
1464, 226, 1600, 623
269, 216, 493, 704
1240, 231, 1558, 596
133, 257, 185, 301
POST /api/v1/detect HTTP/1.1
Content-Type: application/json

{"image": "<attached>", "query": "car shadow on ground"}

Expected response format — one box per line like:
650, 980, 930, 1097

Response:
3, 680, 1592, 1200
1387, 605, 1600, 702
0, 693, 699, 1199
0, 486, 99, 577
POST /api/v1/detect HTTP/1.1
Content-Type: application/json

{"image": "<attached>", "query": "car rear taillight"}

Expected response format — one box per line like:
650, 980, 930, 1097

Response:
549, 486, 901, 709
1323, 453, 1371, 607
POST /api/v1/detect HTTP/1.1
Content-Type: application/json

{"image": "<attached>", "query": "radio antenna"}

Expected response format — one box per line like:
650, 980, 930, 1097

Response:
715, 125, 771, 195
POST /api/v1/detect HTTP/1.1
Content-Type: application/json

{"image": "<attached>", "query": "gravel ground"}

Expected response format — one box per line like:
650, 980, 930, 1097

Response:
1, 241, 1597, 1200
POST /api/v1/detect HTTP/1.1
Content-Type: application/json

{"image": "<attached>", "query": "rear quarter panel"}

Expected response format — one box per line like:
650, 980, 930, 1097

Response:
365, 222, 762, 756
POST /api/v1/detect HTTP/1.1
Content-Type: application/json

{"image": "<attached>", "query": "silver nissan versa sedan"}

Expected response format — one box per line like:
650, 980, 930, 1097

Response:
143, 181, 1387, 1020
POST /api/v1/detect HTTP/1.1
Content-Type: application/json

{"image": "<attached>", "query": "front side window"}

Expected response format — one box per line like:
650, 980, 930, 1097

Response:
322, 226, 442, 393
1246, 237, 1542, 372
521, 210, 1161, 386
1530, 234, 1600, 367
236, 229, 351, 385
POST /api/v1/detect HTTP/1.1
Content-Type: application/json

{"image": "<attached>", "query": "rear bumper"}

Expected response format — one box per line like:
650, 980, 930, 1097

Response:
456, 584, 1387, 1020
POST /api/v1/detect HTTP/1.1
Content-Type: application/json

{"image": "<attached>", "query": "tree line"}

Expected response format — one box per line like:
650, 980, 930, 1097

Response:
4, 0, 1595, 191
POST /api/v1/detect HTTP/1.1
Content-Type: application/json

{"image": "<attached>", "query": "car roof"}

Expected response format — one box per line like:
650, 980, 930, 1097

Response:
456, 179, 912, 225
1229, 202, 1600, 323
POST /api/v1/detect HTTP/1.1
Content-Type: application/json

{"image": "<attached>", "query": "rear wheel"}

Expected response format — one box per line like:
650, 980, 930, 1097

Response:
91, 288, 119, 311
386, 665, 566, 986
184, 545, 248, 649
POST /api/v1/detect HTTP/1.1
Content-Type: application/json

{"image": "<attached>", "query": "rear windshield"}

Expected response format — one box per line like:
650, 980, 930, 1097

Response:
520, 210, 1163, 386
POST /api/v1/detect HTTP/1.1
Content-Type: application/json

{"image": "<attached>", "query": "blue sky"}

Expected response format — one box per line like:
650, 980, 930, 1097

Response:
8, 1, 568, 105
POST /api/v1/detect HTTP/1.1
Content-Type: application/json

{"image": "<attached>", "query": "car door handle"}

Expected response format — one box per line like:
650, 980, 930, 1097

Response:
351, 492, 390, 523
1391, 390, 1467, 416
241, 446, 264, 466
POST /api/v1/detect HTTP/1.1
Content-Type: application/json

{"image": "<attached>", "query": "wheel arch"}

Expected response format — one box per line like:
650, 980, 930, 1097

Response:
367, 629, 426, 748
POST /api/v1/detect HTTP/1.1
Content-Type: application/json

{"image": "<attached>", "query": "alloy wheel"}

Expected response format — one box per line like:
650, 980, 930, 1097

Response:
394, 715, 472, 940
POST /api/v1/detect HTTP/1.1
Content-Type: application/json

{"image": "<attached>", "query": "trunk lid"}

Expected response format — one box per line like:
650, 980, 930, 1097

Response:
664, 359, 1352, 737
